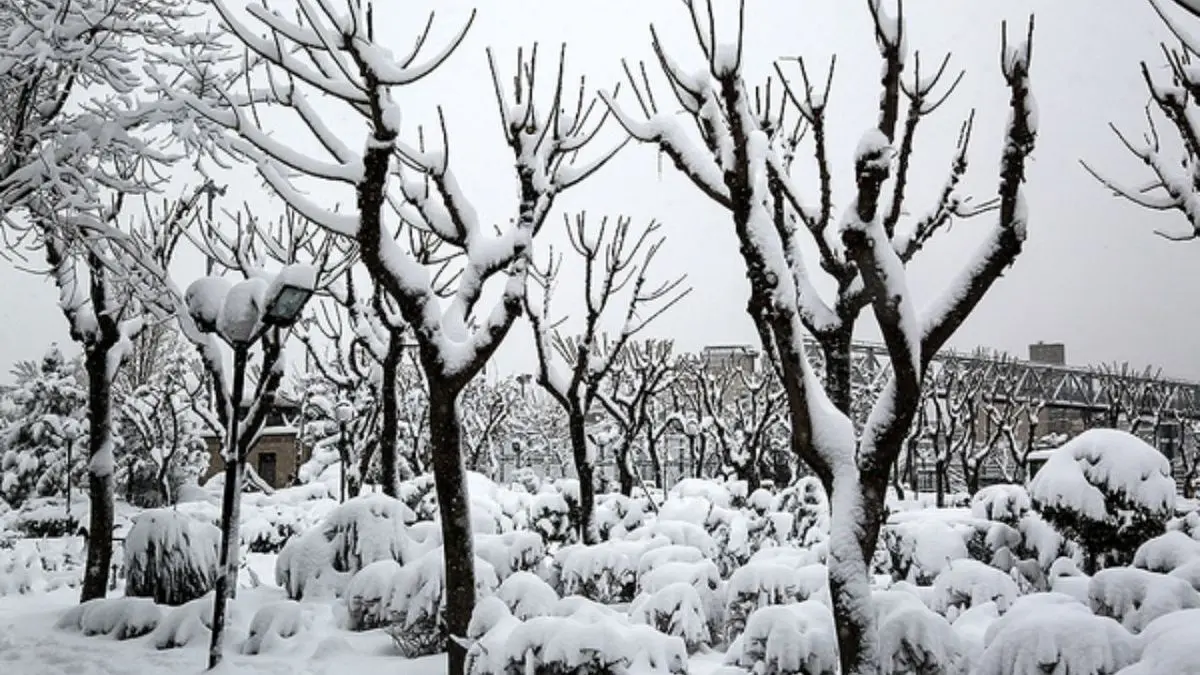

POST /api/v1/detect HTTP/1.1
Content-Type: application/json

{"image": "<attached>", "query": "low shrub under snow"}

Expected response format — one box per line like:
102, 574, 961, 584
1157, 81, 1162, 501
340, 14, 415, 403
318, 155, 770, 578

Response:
124, 508, 220, 605
56, 597, 163, 640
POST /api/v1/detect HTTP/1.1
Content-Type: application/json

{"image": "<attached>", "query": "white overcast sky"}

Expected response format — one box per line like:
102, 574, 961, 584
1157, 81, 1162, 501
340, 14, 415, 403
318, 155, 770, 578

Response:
3, 0, 1200, 382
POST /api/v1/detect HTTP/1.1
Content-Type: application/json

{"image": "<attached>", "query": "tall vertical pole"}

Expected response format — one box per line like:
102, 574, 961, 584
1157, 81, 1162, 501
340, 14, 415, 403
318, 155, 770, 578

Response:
208, 345, 248, 670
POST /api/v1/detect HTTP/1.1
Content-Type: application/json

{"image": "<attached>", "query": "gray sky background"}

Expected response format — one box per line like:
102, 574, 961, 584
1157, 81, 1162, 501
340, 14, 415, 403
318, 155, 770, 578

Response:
3, 0, 1199, 382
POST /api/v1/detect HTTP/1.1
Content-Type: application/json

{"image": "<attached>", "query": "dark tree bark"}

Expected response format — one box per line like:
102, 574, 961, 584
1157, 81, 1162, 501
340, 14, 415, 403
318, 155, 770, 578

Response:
80, 342, 118, 602
427, 386, 474, 675
568, 412, 599, 544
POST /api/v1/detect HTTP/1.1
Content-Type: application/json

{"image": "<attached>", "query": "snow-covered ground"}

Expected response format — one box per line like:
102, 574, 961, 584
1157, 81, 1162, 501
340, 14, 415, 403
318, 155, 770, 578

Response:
4, 434, 1200, 675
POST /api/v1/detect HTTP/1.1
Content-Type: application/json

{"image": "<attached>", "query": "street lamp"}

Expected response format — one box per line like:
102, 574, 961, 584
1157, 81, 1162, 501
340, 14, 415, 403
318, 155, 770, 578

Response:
335, 399, 354, 503
187, 264, 314, 671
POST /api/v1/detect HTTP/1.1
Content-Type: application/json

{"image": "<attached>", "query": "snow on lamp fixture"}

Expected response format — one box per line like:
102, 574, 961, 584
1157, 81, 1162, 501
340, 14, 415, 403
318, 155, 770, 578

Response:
262, 263, 317, 327
184, 276, 233, 334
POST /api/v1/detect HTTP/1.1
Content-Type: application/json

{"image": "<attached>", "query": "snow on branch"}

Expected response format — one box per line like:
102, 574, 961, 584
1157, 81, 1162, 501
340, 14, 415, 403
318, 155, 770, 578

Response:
919, 18, 1037, 364
1082, 1, 1200, 240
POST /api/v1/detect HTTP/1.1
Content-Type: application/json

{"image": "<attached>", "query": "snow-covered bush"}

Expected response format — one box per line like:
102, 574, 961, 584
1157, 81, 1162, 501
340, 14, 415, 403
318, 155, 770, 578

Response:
275, 494, 416, 600
724, 561, 828, 641
1029, 429, 1175, 572
874, 589, 967, 675
670, 479, 733, 508
774, 477, 829, 545
56, 597, 163, 639
344, 559, 402, 631
880, 519, 970, 583
467, 605, 688, 675
151, 592, 249, 650
384, 546, 500, 657
4, 498, 82, 538
929, 559, 1021, 622
242, 601, 309, 655
474, 531, 545, 581
124, 508, 219, 605
975, 592, 1137, 675
1088, 567, 1200, 633
1167, 509, 1200, 540
970, 484, 1032, 526
630, 582, 712, 653
1118, 609, 1200, 674
555, 538, 668, 603
724, 601, 838, 675
495, 571, 559, 620
1131, 530, 1200, 573
638, 545, 707, 579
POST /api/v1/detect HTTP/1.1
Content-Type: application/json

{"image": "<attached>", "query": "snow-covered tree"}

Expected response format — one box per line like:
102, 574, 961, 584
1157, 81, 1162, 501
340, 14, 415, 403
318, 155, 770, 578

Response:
0, 0, 225, 605
600, 339, 681, 497
155, 5, 627, 672
460, 376, 522, 478
113, 326, 211, 506
0, 345, 87, 508
1083, 0, 1200, 243
605, 2, 1038, 670
526, 214, 688, 542
677, 352, 786, 491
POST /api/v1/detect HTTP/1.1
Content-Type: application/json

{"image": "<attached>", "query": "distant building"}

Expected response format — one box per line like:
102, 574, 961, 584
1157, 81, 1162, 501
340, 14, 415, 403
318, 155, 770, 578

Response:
202, 399, 309, 490
701, 344, 760, 375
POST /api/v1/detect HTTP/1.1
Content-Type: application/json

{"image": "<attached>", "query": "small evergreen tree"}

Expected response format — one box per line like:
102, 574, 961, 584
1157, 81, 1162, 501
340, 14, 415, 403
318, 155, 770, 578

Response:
0, 345, 88, 508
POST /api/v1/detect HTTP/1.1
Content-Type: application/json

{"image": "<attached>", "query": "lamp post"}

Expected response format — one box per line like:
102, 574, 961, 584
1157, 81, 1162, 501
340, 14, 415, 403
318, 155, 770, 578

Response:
335, 399, 353, 502
187, 266, 314, 671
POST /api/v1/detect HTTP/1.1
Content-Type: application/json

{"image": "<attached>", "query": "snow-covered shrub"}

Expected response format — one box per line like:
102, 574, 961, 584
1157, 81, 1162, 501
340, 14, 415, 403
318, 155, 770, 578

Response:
1015, 511, 1079, 573
975, 592, 1137, 675
724, 561, 828, 641
881, 520, 970, 583
774, 477, 829, 546
495, 571, 559, 620
467, 606, 687, 675
628, 521, 718, 557
56, 597, 162, 639
1131, 530, 1200, 573
1168, 558, 1200, 592
1117, 609, 1200, 674
630, 582, 712, 653
1047, 557, 1092, 604
1167, 509, 1200, 540
639, 559, 724, 641
1088, 567, 1200, 633
874, 589, 967, 675
344, 559, 402, 631
949, 601, 1000, 667
555, 538, 669, 603
670, 479, 733, 508
384, 546, 500, 657
724, 601, 838, 675
929, 559, 1020, 622
242, 601, 308, 655
4, 498, 82, 538
638, 545, 707, 579
151, 591, 249, 650
123, 508, 219, 605
473, 531, 545, 581
529, 490, 573, 544
970, 484, 1032, 526
1029, 429, 1175, 572
275, 494, 415, 600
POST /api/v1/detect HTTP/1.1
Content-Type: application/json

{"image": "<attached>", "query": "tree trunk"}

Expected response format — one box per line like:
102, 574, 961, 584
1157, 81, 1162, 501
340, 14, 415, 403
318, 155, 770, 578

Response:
378, 336, 403, 497
826, 468, 891, 675
647, 437, 665, 489
822, 331, 854, 415
891, 460, 905, 501
935, 458, 946, 508
80, 346, 116, 603
428, 385, 475, 675
616, 442, 635, 496
568, 413, 599, 545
